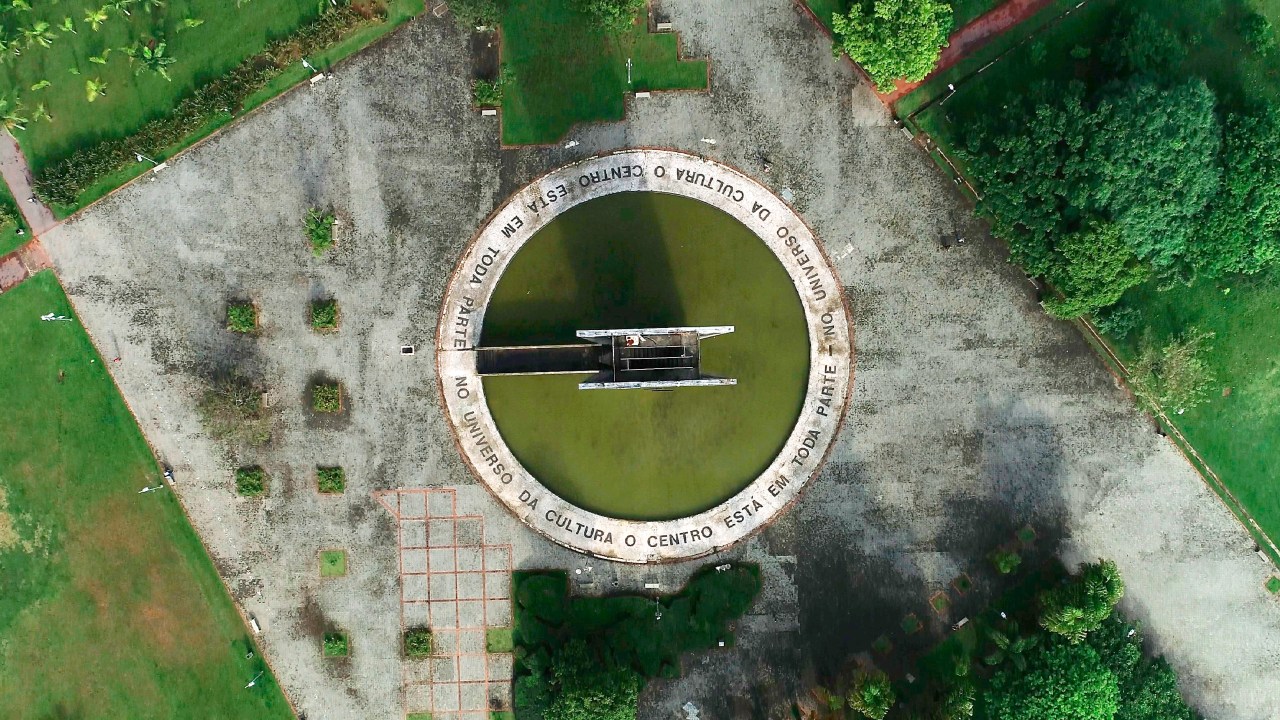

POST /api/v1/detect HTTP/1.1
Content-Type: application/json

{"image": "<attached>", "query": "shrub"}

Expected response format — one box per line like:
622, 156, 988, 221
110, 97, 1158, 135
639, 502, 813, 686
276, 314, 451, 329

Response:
572, 0, 644, 34
473, 66, 513, 107
0, 203, 16, 228
320, 549, 347, 577
404, 627, 433, 657
1039, 560, 1124, 643
1240, 12, 1275, 55
1266, 577, 1280, 594
34, 5, 386, 208
1128, 328, 1216, 414
311, 299, 338, 331
1093, 306, 1141, 340
846, 669, 895, 720
317, 466, 345, 493
197, 374, 272, 447
312, 382, 342, 413
449, 0, 501, 28
226, 302, 257, 333
304, 208, 336, 256
323, 632, 349, 657
235, 467, 266, 497
992, 549, 1022, 575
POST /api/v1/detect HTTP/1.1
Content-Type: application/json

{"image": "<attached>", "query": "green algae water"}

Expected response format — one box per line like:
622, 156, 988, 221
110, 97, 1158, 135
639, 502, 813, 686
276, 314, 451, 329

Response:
481, 192, 809, 521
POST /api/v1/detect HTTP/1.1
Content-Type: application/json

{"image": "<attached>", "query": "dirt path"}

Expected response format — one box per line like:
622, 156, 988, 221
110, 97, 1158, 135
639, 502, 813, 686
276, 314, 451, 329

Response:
0, 132, 59, 237
879, 0, 1058, 106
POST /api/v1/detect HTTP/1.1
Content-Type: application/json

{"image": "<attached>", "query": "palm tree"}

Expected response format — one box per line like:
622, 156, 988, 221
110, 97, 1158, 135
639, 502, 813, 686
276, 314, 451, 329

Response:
21, 22, 55, 49
31, 102, 50, 123
126, 40, 175, 81
85, 78, 107, 102
88, 49, 111, 65
110, 0, 138, 17
59, 17, 77, 35
29, 79, 50, 91
84, 8, 109, 32
9, 0, 32, 12
178, 16, 204, 31
0, 96, 29, 131
982, 621, 1039, 671
142, 0, 165, 11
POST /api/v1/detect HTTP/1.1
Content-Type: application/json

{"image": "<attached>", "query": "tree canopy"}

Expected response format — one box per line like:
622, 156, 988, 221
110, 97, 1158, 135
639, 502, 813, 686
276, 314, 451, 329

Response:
847, 669, 896, 720
1042, 221, 1148, 319
983, 641, 1120, 720
832, 0, 954, 92
572, 0, 644, 34
1039, 559, 1125, 643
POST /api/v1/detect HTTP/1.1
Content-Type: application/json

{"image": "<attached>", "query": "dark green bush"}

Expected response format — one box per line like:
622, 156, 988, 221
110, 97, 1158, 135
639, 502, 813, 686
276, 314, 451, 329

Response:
1094, 306, 1142, 340
317, 466, 345, 493
473, 67, 512, 107
34, 5, 386, 207
198, 374, 272, 447
404, 627, 433, 657
312, 383, 342, 413
235, 467, 266, 497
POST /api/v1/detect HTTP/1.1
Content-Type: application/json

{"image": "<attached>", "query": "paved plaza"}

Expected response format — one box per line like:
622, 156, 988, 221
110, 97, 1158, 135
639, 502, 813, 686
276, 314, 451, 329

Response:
35, 1, 1280, 719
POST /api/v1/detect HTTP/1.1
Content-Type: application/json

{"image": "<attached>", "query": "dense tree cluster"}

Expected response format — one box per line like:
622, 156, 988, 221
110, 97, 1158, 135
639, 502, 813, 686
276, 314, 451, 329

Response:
572, 0, 645, 34
963, 12, 1280, 318
832, 0, 954, 91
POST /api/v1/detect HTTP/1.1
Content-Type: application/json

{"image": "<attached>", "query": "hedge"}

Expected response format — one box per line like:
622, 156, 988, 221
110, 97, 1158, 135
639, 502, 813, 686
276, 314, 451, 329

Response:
35, 3, 387, 207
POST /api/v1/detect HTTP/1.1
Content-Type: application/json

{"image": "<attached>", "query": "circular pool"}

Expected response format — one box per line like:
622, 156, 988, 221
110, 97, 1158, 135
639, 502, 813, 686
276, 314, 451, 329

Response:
436, 149, 853, 562
480, 191, 810, 521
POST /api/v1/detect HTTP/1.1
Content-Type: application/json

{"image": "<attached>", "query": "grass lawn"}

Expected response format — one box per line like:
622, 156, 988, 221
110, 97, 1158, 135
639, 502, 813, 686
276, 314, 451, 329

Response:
903, 0, 1280, 556
498, 0, 707, 145
486, 626, 514, 653
0, 271, 292, 720
2, 0, 423, 216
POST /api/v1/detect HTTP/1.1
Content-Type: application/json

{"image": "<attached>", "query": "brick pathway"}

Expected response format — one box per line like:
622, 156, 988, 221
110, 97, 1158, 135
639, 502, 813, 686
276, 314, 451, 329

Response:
0, 240, 52, 293
377, 488, 514, 720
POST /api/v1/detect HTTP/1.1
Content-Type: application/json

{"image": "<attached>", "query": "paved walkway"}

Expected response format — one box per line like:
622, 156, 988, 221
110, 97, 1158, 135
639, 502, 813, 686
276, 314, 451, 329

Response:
0, 132, 58, 236
376, 488, 514, 720
878, 0, 1058, 106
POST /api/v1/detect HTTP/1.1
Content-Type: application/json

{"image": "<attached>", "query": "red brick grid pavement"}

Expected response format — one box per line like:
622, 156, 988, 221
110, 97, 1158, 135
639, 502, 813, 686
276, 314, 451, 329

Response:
377, 488, 514, 720
0, 240, 53, 293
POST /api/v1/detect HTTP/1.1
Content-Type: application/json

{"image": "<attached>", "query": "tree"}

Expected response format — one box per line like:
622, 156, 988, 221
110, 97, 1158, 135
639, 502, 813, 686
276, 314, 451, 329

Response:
1103, 12, 1187, 77
1085, 78, 1221, 269
449, 0, 500, 28
1188, 108, 1280, 277
543, 639, 642, 720
982, 641, 1120, 720
846, 669, 895, 720
84, 7, 109, 31
1042, 221, 1148, 319
1039, 560, 1125, 643
125, 40, 177, 81
572, 0, 644, 34
832, 0, 954, 92
1240, 12, 1275, 55
1127, 327, 1216, 414
983, 621, 1040, 671
85, 77, 107, 102
0, 95, 28, 131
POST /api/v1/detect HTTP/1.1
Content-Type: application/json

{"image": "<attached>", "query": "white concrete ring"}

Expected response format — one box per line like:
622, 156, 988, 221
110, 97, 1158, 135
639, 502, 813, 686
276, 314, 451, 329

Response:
436, 149, 853, 563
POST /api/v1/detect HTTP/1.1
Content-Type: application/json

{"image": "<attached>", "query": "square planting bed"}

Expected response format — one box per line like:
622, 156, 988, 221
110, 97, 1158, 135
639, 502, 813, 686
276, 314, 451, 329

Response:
235, 466, 266, 497
323, 631, 349, 657
226, 301, 258, 333
312, 382, 343, 413
317, 466, 345, 494
320, 549, 348, 578
311, 299, 339, 331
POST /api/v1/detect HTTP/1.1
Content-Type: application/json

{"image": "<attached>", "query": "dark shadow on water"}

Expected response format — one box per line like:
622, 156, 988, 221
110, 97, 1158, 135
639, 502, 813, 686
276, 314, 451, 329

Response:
480, 191, 686, 346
